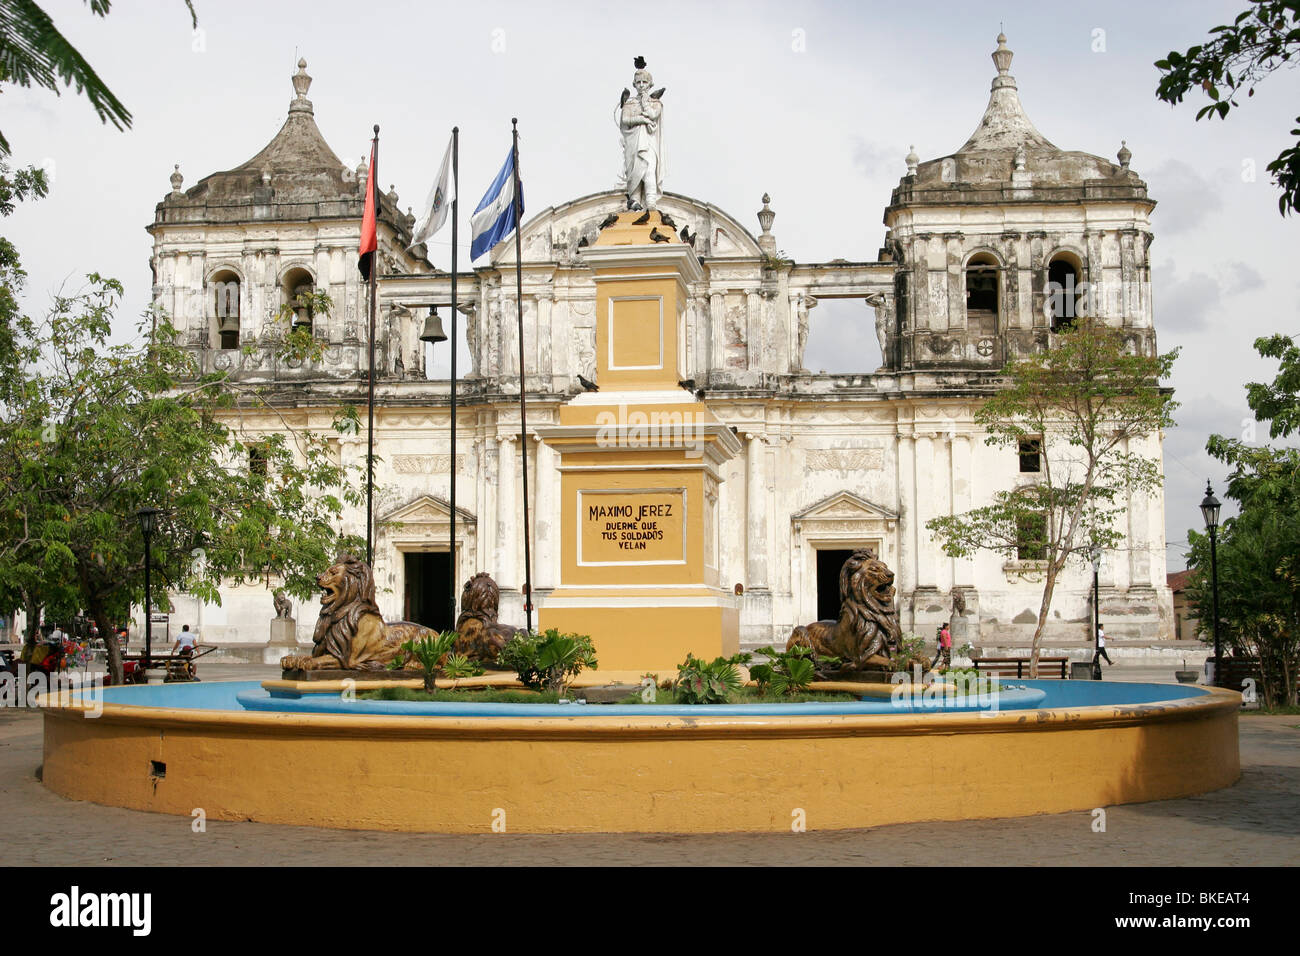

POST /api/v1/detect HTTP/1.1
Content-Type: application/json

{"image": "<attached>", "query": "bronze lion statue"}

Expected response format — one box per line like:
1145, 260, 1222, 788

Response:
454, 572, 519, 664
281, 554, 430, 672
787, 549, 901, 676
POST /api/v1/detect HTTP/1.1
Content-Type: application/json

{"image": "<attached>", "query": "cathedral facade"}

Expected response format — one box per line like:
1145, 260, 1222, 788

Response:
152, 40, 1173, 651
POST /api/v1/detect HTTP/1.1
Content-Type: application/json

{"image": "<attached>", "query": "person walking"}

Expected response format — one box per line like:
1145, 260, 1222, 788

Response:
936, 622, 952, 669
1096, 624, 1113, 666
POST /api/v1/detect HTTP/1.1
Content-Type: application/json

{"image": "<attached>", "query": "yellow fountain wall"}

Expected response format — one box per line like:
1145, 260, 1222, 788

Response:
42, 689, 1240, 834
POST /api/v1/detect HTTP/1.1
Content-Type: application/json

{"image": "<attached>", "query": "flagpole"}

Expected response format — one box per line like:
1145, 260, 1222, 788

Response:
512, 117, 534, 634
366, 123, 379, 567
449, 126, 459, 629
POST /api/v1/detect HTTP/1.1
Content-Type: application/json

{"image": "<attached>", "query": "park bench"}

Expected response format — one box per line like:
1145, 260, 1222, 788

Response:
971, 656, 1070, 679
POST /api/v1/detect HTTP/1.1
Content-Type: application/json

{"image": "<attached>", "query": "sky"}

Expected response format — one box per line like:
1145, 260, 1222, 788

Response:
4, 0, 1298, 572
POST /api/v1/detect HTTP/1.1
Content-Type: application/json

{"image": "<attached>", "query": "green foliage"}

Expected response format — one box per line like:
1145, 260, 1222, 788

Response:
263, 288, 334, 364
362, 686, 558, 704
1155, 1, 1300, 215
1185, 334, 1300, 707
750, 644, 835, 695
673, 652, 750, 704
0, 276, 366, 680
926, 320, 1176, 669
442, 652, 485, 680
498, 629, 598, 692
890, 633, 933, 674
389, 631, 458, 690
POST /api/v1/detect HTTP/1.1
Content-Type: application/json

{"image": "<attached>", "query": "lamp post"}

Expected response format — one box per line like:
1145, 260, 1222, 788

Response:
1200, 481, 1222, 684
1090, 547, 1102, 680
136, 507, 160, 669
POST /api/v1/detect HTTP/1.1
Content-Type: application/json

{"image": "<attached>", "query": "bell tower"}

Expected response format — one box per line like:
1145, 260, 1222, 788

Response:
883, 34, 1157, 372
147, 59, 433, 386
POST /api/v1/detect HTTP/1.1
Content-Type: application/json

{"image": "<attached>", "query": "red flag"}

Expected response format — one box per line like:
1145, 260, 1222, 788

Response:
358, 136, 378, 279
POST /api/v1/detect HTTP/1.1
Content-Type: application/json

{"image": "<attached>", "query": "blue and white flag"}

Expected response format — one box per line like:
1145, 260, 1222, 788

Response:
470, 145, 523, 261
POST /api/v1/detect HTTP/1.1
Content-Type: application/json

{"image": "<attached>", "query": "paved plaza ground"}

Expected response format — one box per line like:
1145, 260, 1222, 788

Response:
2, 664, 1296, 866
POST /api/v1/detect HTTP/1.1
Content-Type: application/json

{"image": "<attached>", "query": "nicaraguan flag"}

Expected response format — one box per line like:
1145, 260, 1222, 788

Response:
470, 145, 523, 261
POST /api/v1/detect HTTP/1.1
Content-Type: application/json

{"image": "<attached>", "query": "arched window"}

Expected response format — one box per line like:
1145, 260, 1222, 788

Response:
965, 253, 999, 337
209, 269, 240, 349
1047, 254, 1084, 331
281, 268, 315, 334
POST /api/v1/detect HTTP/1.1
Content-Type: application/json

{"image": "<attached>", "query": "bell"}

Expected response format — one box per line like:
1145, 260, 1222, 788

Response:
419, 308, 447, 344
218, 316, 240, 334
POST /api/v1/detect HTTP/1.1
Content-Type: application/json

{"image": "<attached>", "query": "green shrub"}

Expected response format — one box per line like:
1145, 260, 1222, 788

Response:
674, 652, 751, 704
751, 644, 840, 695
890, 633, 932, 673
499, 629, 598, 692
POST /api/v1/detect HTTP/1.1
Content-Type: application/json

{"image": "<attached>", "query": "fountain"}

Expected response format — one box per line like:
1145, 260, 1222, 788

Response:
40, 550, 1240, 834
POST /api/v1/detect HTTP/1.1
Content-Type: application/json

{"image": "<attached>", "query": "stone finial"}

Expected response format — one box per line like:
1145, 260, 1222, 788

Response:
170, 164, 183, 194
261, 168, 272, 186
992, 32, 1013, 76
1014, 145, 1027, 171
356, 155, 368, 189
1117, 139, 1132, 169
905, 145, 919, 176
290, 57, 313, 114
757, 193, 776, 254
387, 184, 399, 204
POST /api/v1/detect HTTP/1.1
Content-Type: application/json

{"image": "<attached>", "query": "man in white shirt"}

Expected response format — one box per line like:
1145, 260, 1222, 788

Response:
1096, 624, 1113, 666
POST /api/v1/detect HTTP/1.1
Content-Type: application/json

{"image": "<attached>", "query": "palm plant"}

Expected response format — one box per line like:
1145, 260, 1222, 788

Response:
0, 0, 196, 156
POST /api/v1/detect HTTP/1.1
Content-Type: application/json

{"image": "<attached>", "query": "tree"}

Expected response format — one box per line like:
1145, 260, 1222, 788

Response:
1155, 1, 1300, 216
1185, 333, 1300, 707
0, 0, 196, 155
926, 320, 1178, 675
0, 277, 367, 683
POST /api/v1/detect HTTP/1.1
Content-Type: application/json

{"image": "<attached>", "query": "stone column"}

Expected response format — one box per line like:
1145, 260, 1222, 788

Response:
950, 433, 974, 588
745, 433, 769, 588
896, 432, 917, 598
746, 290, 763, 371
914, 433, 937, 590
709, 293, 725, 376
495, 435, 516, 586
535, 438, 558, 590
537, 294, 554, 382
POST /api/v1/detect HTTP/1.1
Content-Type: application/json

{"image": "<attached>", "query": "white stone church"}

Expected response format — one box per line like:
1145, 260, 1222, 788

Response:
154, 37, 1175, 655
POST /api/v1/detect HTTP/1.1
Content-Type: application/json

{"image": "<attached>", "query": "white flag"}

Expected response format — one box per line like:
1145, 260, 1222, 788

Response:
409, 134, 455, 248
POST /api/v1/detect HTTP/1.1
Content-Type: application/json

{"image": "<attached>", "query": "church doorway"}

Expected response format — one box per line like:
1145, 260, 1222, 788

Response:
816, 549, 857, 621
403, 551, 452, 631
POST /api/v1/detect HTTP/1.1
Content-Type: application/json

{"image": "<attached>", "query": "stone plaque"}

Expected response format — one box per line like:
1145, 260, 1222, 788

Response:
578, 489, 686, 565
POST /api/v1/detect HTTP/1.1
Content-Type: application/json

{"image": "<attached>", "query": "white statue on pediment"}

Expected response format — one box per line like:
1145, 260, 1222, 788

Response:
617, 56, 665, 211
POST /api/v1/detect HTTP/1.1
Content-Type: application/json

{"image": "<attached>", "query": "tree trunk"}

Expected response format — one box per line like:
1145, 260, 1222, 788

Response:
22, 595, 39, 647
1028, 562, 1061, 679
88, 594, 122, 686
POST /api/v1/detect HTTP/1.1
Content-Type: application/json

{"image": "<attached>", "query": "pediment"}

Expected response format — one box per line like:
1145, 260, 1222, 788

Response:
793, 490, 897, 523
381, 494, 476, 526
490, 189, 765, 267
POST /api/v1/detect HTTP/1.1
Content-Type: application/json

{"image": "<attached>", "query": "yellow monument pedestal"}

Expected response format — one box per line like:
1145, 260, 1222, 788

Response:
537, 212, 742, 670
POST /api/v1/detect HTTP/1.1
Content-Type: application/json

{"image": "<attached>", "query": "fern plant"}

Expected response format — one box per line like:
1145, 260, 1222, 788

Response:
750, 645, 833, 696
390, 630, 458, 691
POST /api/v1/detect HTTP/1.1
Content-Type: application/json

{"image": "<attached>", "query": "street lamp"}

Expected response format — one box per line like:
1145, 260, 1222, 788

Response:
1199, 481, 1222, 684
1090, 547, 1102, 680
136, 506, 160, 669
